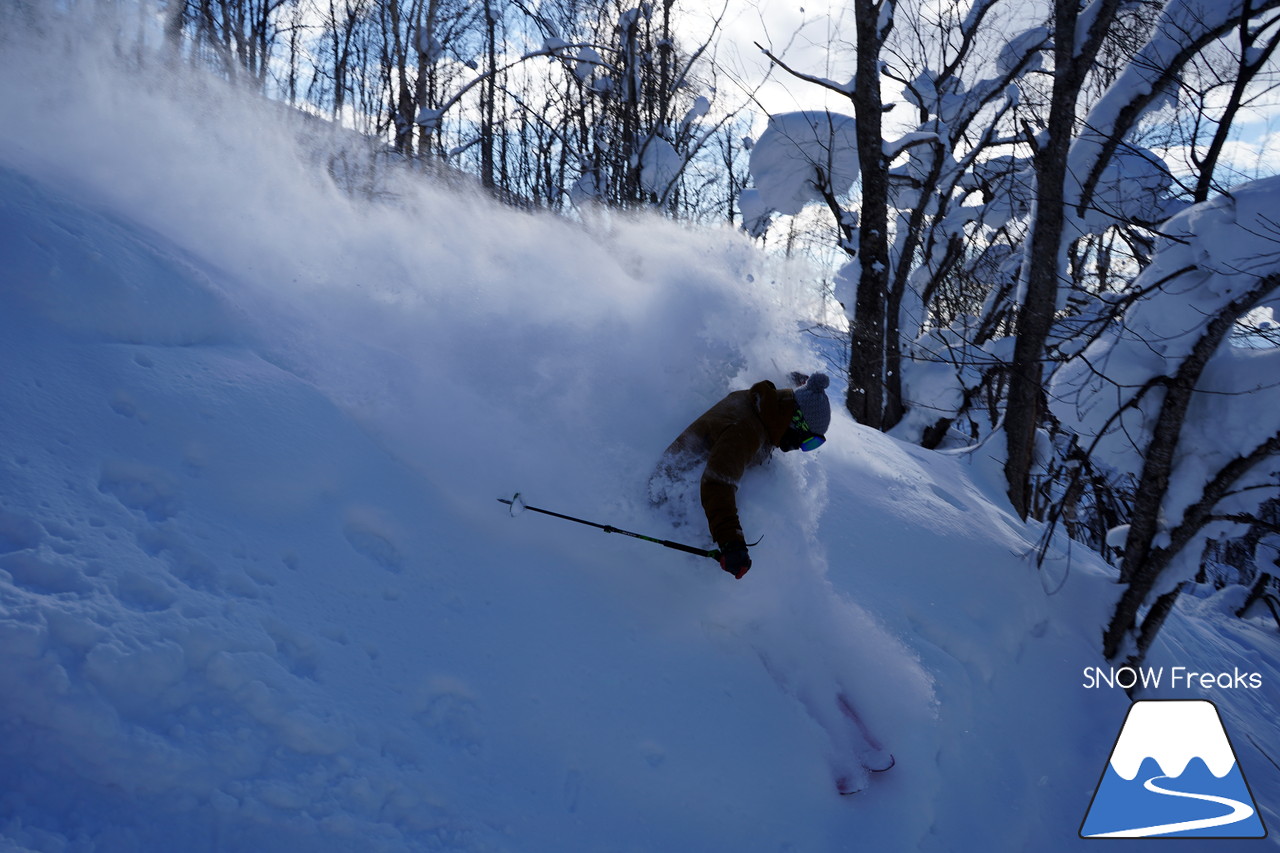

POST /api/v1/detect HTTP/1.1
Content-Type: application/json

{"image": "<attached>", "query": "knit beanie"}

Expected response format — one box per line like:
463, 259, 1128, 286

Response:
794, 373, 831, 435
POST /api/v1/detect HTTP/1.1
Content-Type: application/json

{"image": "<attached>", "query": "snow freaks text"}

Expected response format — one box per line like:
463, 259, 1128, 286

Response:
1083, 667, 1264, 691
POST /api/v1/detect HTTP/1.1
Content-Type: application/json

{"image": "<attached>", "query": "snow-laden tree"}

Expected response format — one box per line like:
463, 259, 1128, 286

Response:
750, 0, 1054, 433
749, 0, 1280, 522
746, 1, 1280, 659
1050, 176, 1280, 667
739, 111, 859, 238
1005, 0, 1280, 518
877, 5, 1051, 444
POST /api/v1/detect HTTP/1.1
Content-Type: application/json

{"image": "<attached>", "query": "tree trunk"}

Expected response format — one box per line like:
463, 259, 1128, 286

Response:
1005, 0, 1123, 517
480, 0, 498, 190
845, 0, 890, 429
1004, 13, 1076, 517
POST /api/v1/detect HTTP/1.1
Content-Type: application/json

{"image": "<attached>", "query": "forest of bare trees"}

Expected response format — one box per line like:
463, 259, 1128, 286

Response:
153, 0, 749, 218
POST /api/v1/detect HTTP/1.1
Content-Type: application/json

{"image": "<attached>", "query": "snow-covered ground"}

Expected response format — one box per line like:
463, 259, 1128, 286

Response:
2, 20, 1278, 852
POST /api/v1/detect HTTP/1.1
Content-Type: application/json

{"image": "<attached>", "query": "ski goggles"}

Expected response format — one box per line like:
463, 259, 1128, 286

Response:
791, 411, 826, 452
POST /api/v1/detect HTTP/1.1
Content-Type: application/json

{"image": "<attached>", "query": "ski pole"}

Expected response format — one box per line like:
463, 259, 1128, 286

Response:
498, 493, 721, 560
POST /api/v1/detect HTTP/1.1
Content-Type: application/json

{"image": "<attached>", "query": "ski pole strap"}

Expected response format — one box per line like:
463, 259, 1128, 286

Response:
498, 496, 720, 560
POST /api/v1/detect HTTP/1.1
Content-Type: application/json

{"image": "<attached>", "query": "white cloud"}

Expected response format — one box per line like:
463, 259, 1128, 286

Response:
684, 0, 859, 127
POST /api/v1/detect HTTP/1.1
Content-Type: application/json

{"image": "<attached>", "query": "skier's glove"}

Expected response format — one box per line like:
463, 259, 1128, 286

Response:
718, 541, 752, 579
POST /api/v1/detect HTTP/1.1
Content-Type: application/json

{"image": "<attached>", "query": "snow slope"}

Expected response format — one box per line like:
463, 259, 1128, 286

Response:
2, 18, 1278, 852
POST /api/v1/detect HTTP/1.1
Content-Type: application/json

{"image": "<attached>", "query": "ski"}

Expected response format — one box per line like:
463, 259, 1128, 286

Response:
833, 754, 896, 795
834, 692, 895, 794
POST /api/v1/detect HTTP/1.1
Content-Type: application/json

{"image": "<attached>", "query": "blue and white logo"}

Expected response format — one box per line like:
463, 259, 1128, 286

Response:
1081, 700, 1267, 839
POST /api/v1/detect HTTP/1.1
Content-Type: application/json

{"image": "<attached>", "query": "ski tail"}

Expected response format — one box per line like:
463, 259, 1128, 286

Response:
837, 692, 895, 776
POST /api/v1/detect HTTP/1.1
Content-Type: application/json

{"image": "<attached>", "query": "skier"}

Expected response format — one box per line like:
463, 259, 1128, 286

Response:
648, 372, 831, 579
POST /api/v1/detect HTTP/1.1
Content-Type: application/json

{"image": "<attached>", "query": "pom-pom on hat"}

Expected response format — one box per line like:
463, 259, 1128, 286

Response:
794, 373, 831, 435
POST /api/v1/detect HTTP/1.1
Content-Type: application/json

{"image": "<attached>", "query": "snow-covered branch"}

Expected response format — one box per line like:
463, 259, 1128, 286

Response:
754, 42, 855, 96
1069, 0, 1280, 218
1051, 179, 1280, 663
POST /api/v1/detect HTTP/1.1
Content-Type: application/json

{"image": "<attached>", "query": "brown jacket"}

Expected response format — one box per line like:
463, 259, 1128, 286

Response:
658, 381, 796, 546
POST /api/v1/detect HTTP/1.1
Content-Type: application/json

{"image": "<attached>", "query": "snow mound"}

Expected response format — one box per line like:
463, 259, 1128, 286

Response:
741, 111, 858, 235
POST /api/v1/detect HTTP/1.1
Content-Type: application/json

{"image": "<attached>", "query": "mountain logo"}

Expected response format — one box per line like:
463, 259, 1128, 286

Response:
1081, 699, 1267, 839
